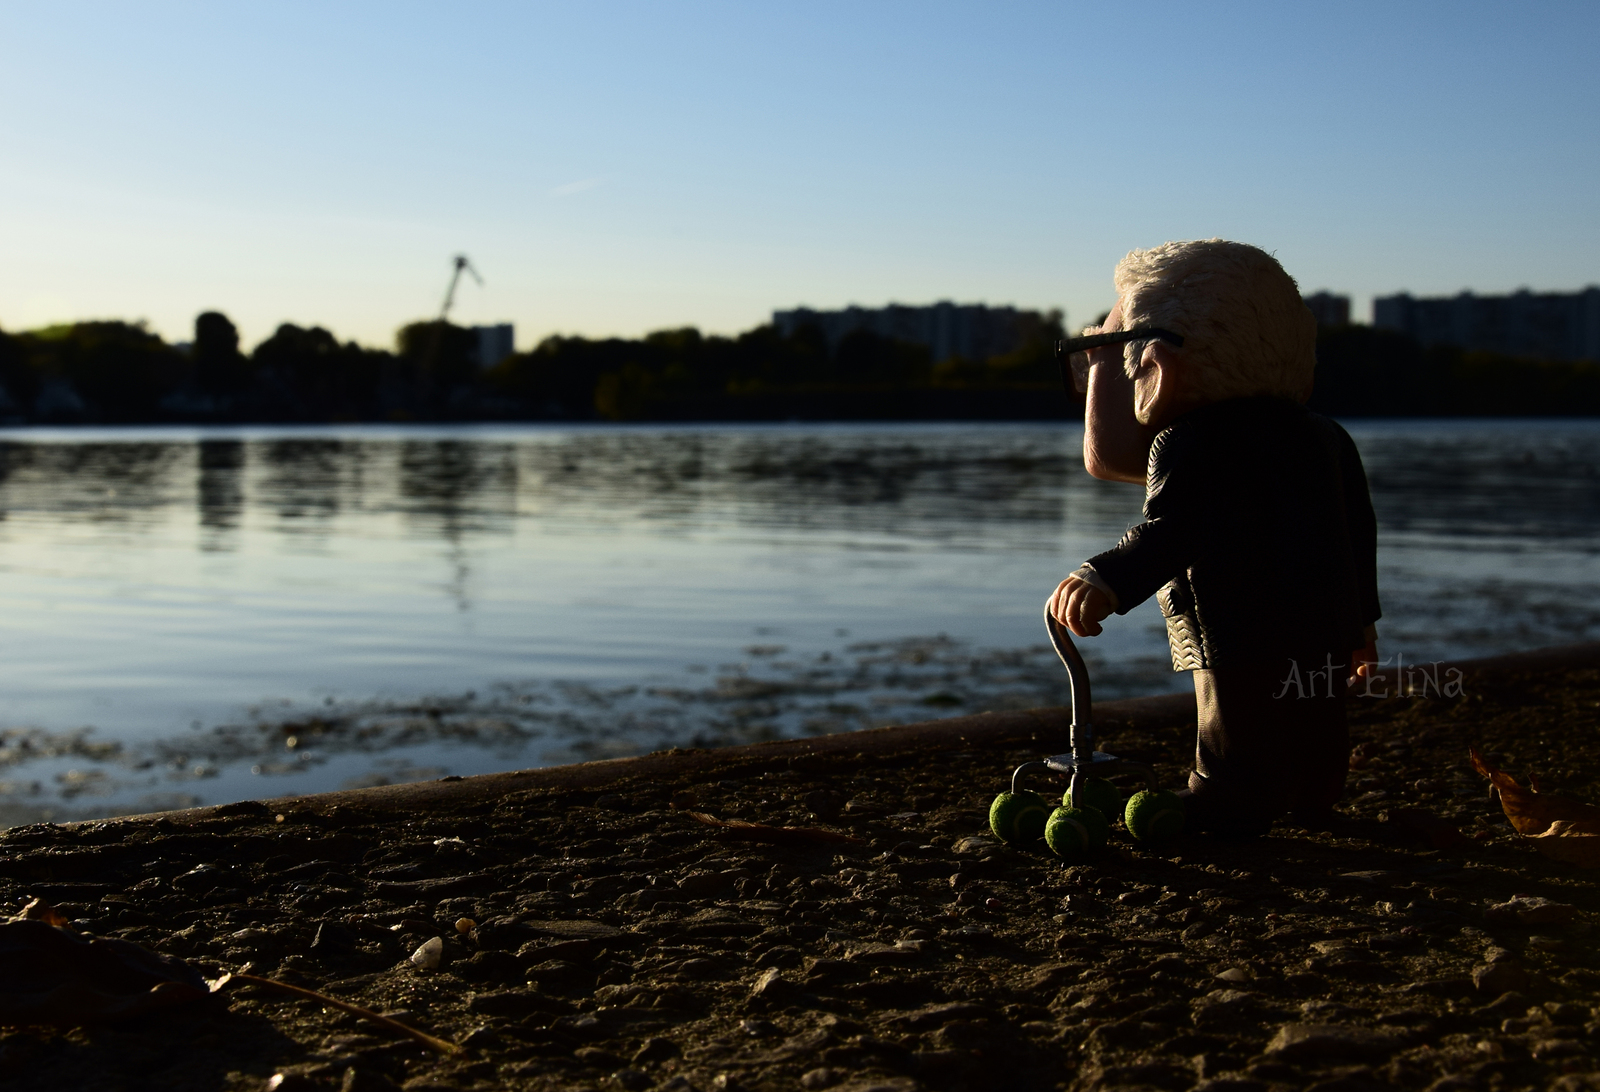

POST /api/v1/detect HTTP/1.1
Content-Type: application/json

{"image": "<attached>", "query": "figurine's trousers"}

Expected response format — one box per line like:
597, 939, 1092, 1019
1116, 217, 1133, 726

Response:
1179, 657, 1349, 835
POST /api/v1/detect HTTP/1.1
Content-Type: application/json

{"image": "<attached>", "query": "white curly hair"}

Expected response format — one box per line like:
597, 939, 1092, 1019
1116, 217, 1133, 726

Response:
1113, 239, 1316, 404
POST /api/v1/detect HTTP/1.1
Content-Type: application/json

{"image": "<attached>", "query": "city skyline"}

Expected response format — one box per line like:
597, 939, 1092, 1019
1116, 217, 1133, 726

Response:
2, 1, 1596, 352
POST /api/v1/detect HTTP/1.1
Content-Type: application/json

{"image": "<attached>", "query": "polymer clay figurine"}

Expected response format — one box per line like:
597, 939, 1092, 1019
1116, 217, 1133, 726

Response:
1046, 239, 1381, 836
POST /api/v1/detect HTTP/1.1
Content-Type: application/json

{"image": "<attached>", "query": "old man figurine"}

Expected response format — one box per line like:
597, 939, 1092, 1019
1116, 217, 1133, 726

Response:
1047, 239, 1381, 836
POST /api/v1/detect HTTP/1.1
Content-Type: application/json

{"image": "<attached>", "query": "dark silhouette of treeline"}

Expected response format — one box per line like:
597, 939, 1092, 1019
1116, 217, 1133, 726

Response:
1308, 325, 1600, 417
0, 311, 1069, 424
0, 311, 1595, 424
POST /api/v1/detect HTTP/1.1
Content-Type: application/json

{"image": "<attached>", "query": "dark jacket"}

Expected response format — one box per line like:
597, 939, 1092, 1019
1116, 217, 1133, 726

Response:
1087, 397, 1380, 671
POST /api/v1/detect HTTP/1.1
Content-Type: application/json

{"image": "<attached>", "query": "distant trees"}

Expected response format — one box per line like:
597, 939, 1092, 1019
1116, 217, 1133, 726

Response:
192, 311, 251, 396
396, 320, 479, 409
0, 309, 1593, 424
0, 321, 183, 422
1309, 325, 1600, 417
487, 314, 1068, 421
252, 324, 392, 421
0, 327, 39, 418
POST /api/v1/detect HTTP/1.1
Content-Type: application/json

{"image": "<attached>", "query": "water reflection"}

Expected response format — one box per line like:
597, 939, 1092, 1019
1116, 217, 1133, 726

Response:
0, 420, 1591, 825
197, 439, 244, 547
499, 429, 1109, 544
1355, 424, 1600, 541
259, 438, 351, 535
0, 426, 1118, 544
0, 420, 1592, 565
0, 441, 189, 529
398, 439, 518, 535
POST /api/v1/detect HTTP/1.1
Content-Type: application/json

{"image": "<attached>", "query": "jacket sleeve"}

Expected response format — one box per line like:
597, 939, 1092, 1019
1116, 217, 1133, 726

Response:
1333, 424, 1382, 627
1083, 429, 1207, 615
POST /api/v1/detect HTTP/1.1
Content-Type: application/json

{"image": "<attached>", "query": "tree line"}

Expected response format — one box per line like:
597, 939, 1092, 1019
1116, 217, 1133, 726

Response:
1306, 326, 1600, 417
0, 311, 1594, 424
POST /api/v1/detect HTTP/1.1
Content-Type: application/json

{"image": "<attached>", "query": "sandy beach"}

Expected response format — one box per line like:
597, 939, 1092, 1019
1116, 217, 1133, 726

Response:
2, 643, 1598, 1092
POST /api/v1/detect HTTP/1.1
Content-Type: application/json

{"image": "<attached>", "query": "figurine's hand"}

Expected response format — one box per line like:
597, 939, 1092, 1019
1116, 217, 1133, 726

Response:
1348, 634, 1379, 687
1047, 576, 1113, 638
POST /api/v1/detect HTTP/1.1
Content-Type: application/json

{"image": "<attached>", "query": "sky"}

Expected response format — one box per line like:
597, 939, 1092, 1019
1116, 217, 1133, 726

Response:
1, 1, 1596, 352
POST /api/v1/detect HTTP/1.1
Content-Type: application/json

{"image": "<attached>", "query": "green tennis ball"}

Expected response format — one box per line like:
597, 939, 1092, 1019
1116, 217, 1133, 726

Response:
1044, 805, 1109, 860
1063, 778, 1123, 824
989, 790, 1049, 844
1124, 789, 1186, 845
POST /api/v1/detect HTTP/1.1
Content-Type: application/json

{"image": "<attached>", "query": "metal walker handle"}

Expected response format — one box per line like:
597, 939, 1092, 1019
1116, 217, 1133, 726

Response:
1009, 606, 1157, 801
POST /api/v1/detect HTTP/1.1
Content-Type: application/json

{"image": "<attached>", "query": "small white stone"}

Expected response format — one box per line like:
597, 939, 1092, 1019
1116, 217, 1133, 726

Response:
410, 936, 444, 971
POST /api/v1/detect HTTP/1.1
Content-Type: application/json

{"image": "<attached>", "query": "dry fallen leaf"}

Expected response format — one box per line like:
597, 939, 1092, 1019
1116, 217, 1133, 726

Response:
1527, 822, 1600, 867
1471, 748, 1600, 866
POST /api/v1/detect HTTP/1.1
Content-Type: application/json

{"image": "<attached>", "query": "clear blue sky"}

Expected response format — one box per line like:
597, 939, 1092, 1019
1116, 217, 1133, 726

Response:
2, 1, 1596, 351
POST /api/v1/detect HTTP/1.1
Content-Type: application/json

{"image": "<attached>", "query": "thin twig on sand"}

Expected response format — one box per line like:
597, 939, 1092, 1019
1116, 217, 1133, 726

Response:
218, 972, 461, 1054
679, 809, 862, 845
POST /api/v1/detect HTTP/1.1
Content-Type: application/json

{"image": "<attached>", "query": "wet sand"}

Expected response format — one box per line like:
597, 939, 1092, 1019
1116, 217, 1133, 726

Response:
1, 643, 1598, 1092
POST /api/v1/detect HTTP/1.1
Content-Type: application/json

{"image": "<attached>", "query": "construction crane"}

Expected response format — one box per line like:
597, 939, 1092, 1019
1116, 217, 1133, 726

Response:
439, 254, 483, 321
411, 255, 486, 399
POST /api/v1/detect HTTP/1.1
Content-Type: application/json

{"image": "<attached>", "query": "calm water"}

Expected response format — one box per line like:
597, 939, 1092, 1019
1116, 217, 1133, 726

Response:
0, 419, 1596, 823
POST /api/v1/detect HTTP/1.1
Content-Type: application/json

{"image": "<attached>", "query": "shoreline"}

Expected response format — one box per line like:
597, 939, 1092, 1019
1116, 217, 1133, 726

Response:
3, 639, 1599, 1091
73, 638, 1600, 831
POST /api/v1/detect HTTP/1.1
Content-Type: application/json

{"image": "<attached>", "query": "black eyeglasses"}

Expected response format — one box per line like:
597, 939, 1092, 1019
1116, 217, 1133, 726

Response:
1055, 325, 1186, 394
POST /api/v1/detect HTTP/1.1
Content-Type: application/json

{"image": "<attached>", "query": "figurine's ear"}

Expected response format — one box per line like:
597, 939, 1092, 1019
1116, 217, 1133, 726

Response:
1132, 340, 1182, 424
1144, 338, 1183, 374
